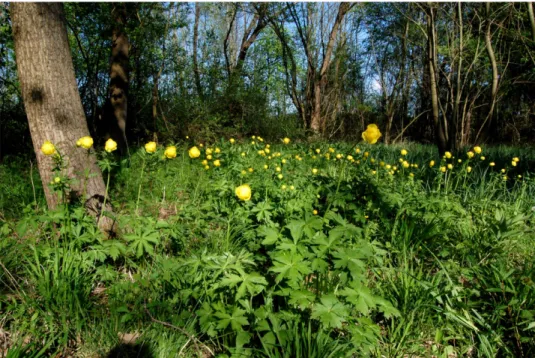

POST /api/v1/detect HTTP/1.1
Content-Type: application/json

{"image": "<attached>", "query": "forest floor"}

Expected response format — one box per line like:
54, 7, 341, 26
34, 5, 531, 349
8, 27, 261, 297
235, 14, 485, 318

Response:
1, 139, 535, 357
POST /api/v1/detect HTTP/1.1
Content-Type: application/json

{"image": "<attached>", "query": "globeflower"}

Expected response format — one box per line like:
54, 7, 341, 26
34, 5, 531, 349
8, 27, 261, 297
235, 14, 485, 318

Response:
467, 151, 474, 159
105, 138, 117, 153
188, 146, 201, 158
164, 146, 177, 159
473, 146, 482, 154
440, 166, 446, 173
213, 159, 221, 167
467, 166, 472, 173
145, 141, 157, 153
230, 138, 235, 144
444, 151, 452, 159
77, 136, 93, 149
362, 124, 382, 144
41, 140, 56, 156
401, 149, 408, 156
235, 184, 252, 201
312, 168, 318, 175
283, 137, 291, 144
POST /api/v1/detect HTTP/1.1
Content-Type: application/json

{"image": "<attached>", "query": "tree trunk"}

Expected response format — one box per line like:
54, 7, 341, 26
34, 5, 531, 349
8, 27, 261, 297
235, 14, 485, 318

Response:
310, 3, 352, 135
426, 4, 447, 154
11, 2, 115, 233
109, 4, 130, 155
193, 3, 204, 102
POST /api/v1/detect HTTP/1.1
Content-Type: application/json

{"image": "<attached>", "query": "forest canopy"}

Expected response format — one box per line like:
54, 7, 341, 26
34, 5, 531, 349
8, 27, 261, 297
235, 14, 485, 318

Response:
1, 2, 535, 160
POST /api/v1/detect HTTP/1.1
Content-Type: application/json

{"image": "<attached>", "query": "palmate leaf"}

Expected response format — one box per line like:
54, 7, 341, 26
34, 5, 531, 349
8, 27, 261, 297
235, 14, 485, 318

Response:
311, 294, 349, 329
219, 272, 268, 300
286, 220, 305, 243
214, 307, 249, 331
269, 251, 312, 288
340, 282, 400, 317
258, 225, 279, 245
289, 289, 316, 310
124, 229, 160, 258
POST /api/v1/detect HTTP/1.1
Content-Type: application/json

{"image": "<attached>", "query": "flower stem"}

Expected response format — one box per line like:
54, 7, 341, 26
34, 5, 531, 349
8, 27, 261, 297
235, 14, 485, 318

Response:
99, 169, 111, 224
135, 156, 146, 216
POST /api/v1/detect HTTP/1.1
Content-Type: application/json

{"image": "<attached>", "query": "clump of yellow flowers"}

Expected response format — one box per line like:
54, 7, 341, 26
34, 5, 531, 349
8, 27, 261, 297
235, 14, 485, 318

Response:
41, 140, 57, 156
235, 184, 251, 201
165, 146, 177, 159
188, 146, 201, 158
361, 124, 382, 144
144, 141, 157, 153
77, 136, 94, 149
105, 138, 117, 153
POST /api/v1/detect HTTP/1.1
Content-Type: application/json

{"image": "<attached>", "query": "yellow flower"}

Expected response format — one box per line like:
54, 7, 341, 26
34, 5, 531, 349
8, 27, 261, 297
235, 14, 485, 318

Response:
251, 141, 256, 145
241, 170, 247, 175
467, 151, 474, 158
355, 148, 361, 154
144, 141, 157, 153
77, 136, 93, 149
361, 124, 382, 144
276, 167, 281, 172
281, 184, 287, 190
480, 156, 486, 160
235, 184, 252, 201
283, 137, 291, 144
513, 157, 520, 162
385, 164, 391, 169
501, 168, 506, 173
511, 161, 517, 167
54, 177, 61, 184
201, 159, 208, 166
188, 146, 201, 158
458, 159, 462, 163
164, 146, 177, 159
263, 164, 268, 169
401, 149, 408, 156
409, 173, 414, 177
282, 159, 287, 164
502, 175, 508, 181
204, 165, 210, 170
206, 154, 212, 160
230, 138, 235, 144
206, 148, 213, 155
277, 174, 283, 180
248, 167, 254, 173
347, 155, 354, 161
105, 138, 117, 153
447, 164, 453, 170
371, 170, 377, 175
290, 185, 295, 190
241, 152, 246, 157
265, 148, 270, 154
315, 148, 321, 154
489, 162, 495, 167
444, 151, 452, 159
252, 135, 256, 139
473, 146, 482, 154
215, 147, 221, 153
312, 168, 318, 175
336, 154, 342, 159
402, 161, 410, 168
213, 159, 221, 167
467, 166, 472, 173
440, 166, 446, 173
364, 152, 369, 157
313, 210, 318, 215
41, 140, 56, 156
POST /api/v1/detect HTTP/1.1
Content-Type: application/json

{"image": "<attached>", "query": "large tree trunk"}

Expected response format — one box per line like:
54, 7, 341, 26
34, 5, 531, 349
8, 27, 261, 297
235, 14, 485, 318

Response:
11, 2, 115, 233
108, 3, 130, 155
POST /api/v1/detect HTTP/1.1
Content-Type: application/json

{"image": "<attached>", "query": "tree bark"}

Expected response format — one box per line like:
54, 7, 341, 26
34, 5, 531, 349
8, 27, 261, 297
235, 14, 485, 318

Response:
310, 2, 352, 135
109, 4, 130, 155
11, 2, 115, 233
426, 4, 447, 154
193, 3, 204, 102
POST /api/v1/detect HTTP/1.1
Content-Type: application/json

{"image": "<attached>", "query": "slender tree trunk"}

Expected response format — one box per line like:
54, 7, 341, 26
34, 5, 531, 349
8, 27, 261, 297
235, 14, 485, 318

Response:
426, 4, 447, 154
11, 2, 114, 233
528, 2, 535, 43
193, 3, 204, 102
109, 4, 129, 155
310, 3, 352, 135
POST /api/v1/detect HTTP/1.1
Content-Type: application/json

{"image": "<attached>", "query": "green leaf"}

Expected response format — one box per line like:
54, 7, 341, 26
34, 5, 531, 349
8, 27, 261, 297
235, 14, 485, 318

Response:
311, 295, 348, 329
286, 220, 305, 243
258, 225, 279, 245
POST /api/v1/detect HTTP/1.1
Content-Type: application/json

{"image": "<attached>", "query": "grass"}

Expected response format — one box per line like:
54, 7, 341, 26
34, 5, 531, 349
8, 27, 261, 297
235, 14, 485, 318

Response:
0, 138, 534, 357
